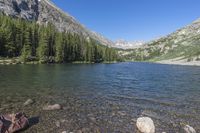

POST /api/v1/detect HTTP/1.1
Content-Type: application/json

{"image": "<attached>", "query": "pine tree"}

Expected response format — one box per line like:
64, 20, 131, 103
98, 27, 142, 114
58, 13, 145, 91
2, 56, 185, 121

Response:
20, 26, 32, 62
37, 28, 49, 63
55, 32, 64, 63
32, 23, 39, 56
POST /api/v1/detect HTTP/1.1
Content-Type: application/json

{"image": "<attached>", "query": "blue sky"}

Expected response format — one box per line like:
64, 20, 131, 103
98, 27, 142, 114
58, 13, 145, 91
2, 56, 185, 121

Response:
52, 0, 200, 42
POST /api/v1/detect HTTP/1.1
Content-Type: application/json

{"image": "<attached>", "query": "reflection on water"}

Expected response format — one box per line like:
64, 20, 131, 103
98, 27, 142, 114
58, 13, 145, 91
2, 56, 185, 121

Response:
0, 63, 200, 132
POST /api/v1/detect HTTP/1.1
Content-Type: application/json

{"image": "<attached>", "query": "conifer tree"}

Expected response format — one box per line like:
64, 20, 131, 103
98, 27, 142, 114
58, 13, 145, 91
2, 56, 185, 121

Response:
55, 32, 64, 63
0, 14, 119, 63
20, 27, 32, 62
37, 28, 49, 63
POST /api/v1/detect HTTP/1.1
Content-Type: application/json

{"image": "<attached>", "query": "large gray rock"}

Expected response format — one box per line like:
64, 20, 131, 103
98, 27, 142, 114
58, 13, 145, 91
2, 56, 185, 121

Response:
136, 117, 155, 133
183, 125, 196, 133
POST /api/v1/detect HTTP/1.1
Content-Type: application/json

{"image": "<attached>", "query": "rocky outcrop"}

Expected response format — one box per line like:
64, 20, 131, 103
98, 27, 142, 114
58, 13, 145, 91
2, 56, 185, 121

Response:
0, 0, 113, 47
0, 0, 39, 20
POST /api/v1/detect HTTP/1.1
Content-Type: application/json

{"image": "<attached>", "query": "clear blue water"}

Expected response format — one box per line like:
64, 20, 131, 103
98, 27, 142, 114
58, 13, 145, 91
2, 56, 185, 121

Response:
0, 62, 200, 133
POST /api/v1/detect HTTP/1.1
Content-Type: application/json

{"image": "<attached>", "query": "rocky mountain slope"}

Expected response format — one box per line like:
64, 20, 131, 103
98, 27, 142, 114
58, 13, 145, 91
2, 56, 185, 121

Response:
0, 0, 114, 47
123, 18, 200, 65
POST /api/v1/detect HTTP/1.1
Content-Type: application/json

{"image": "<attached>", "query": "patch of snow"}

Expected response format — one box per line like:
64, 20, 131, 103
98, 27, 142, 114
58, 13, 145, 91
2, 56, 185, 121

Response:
114, 39, 145, 49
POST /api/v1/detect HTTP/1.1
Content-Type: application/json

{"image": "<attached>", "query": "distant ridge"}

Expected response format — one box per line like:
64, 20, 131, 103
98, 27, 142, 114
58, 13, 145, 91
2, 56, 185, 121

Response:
122, 18, 200, 65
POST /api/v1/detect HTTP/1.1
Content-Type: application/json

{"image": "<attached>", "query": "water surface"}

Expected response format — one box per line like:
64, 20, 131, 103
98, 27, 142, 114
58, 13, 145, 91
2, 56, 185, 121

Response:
0, 63, 200, 133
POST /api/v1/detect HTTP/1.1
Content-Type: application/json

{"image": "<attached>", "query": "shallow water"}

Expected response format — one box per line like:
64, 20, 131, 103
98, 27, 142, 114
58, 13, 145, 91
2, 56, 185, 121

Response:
0, 62, 200, 133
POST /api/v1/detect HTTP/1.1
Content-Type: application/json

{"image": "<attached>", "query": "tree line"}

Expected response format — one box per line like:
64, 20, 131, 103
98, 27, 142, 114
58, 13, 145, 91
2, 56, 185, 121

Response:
0, 14, 119, 63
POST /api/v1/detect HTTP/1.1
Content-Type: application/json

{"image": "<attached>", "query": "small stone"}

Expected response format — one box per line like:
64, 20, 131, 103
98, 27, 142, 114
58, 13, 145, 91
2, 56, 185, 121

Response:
81, 128, 90, 132
136, 117, 155, 133
76, 130, 82, 133
43, 104, 62, 111
141, 110, 159, 119
61, 119, 67, 123
111, 112, 115, 116
131, 118, 137, 122
118, 111, 126, 116
55, 121, 61, 127
61, 131, 67, 133
24, 99, 34, 106
89, 117, 96, 122
183, 125, 196, 133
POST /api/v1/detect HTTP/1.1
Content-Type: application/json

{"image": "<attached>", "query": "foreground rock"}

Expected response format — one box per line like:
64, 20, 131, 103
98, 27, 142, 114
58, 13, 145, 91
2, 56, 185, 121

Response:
43, 104, 62, 111
24, 99, 34, 106
0, 112, 29, 132
183, 125, 196, 133
136, 117, 155, 133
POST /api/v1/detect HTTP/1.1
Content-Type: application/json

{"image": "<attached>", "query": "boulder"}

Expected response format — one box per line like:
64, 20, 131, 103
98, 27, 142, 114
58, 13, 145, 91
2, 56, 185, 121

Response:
136, 117, 155, 133
183, 125, 196, 133
43, 104, 62, 111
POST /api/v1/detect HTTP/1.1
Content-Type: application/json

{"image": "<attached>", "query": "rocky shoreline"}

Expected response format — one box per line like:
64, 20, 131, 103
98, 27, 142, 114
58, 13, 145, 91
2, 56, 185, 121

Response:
2, 98, 195, 133
0, 58, 118, 65
156, 57, 200, 66
1, 57, 200, 66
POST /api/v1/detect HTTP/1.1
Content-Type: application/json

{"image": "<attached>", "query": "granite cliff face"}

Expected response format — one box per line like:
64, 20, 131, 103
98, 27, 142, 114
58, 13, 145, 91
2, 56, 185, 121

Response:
0, 0, 39, 20
0, 0, 114, 46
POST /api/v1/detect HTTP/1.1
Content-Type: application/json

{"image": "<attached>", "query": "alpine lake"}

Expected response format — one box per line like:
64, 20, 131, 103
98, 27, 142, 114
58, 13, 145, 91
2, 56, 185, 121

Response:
0, 62, 200, 133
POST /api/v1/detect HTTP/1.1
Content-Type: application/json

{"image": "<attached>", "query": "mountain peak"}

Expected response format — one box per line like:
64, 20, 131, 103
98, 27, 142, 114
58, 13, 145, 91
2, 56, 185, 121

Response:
192, 18, 200, 24
114, 40, 145, 49
0, 0, 113, 46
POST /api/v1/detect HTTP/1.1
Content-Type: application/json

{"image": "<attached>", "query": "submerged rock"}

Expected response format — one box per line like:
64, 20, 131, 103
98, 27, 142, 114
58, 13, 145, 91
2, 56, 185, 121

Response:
43, 104, 62, 111
141, 110, 159, 119
24, 99, 34, 106
117, 111, 126, 116
136, 117, 155, 133
89, 117, 96, 122
183, 125, 196, 133
76, 130, 82, 133
55, 121, 61, 127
